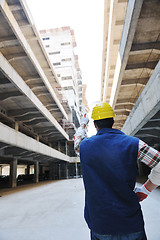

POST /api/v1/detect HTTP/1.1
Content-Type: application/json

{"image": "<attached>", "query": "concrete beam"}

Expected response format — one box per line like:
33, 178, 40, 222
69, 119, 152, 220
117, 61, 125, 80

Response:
0, 39, 19, 48
115, 104, 133, 111
8, 108, 38, 117
110, 0, 144, 108
0, 122, 71, 162
0, 91, 23, 101
122, 59, 160, 136
115, 20, 124, 26
20, 152, 37, 158
7, 54, 28, 62
0, 143, 9, 150
144, 120, 160, 128
114, 110, 130, 116
0, 0, 68, 120
137, 128, 160, 136
5, 147, 28, 156
31, 86, 46, 92
0, 53, 69, 140
138, 127, 160, 131
20, 0, 61, 87
116, 98, 136, 105
34, 126, 56, 132
25, 35, 38, 41
0, 78, 10, 84
23, 119, 47, 125
118, 0, 128, 2
115, 119, 127, 123
135, 134, 160, 139
24, 77, 42, 83
121, 78, 148, 86
126, 61, 158, 70
131, 42, 160, 52
9, 4, 22, 12
15, 113, 43, 121
20, 24, 32, 29
0, 36, 17, 43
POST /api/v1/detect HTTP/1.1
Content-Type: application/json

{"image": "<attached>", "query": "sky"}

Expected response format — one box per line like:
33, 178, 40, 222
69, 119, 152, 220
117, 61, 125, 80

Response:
25, 0, 104, 135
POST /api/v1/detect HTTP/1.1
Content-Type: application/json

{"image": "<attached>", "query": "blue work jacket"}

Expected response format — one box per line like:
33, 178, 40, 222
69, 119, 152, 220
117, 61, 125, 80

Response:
80, 128, 144, 235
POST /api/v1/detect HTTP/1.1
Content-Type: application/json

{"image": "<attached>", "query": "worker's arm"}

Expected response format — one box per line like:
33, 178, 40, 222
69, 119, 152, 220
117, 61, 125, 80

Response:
134, 179, 158, 202
73, 114, 89, 155
134, 140, 160, 201
144, 179, 158, 191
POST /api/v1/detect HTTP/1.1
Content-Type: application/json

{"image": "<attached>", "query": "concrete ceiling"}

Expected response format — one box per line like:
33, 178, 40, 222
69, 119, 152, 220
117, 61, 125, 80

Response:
0, 0, 76, 163
101, 0, 160, 146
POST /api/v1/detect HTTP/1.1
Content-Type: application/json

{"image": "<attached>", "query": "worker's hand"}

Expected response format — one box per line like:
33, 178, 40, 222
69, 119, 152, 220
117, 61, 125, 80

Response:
73, 126, 87, 155
73, 114, 89, 155
80, 113, 89, 128
134, 184, 151, 202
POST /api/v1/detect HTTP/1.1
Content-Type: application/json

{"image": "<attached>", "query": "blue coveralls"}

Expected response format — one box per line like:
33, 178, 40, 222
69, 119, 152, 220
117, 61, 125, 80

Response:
80, 128, 145, 236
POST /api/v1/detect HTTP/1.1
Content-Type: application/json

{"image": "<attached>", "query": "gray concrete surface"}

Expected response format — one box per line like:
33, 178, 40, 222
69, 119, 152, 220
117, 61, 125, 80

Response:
136, 181, 160, 240
0, 179, 160, 240
0, 179, 89, 240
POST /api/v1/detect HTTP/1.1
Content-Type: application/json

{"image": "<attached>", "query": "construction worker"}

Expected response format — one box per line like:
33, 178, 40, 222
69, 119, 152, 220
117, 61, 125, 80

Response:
74, 102, 160, 240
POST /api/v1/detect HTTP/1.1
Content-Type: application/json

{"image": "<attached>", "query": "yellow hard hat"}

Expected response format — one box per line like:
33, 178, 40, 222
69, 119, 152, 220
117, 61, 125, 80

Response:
91, 102, 115, 120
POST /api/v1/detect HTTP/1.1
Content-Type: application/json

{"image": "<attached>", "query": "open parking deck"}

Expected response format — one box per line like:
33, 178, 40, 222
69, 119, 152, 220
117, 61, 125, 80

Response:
0, 178, 160, 240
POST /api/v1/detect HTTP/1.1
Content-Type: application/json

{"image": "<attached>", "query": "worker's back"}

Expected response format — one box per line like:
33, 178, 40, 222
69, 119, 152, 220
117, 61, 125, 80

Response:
80, 128, 144, 235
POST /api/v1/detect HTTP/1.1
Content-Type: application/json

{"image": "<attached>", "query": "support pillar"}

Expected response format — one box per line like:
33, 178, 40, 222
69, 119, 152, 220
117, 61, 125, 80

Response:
75, 162, 78, 178
49, 163, 54, 180
58, 141, 61, 152
0, 165, 2, 175
9, 158, 17, 188
58, 164, 61, 179
34, 161, 39, 183
15, 122, 19, 131
65, 141, 68, 155
39, 165, 43, 175
26, 165, 30, 175
54, 163, 59, 180
65, 163, 69, 179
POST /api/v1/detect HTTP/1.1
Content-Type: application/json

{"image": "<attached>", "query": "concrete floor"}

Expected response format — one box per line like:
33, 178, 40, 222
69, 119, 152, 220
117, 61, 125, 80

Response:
0, 178, 159, 240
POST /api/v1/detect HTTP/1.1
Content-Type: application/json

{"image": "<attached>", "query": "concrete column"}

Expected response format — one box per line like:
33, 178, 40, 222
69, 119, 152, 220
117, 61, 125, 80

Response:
0, 165, 2, 175
65, 163, 69, 179
75, 162, 78, 178
15, 122, 19, 131
54, 163, 59, 180
26, 165, 30, 175
9, 158, 17, 188
39, 165, 43, 175
65, 141, 68, 155
36, 135, 40, 141
49, 164, 54, 180
34, 161, 39, 183
58, 141, 61, 152
58, 164, 61, 179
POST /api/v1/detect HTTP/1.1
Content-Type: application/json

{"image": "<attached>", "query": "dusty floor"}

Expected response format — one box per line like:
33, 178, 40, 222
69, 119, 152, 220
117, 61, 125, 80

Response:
0, 178, 159, 240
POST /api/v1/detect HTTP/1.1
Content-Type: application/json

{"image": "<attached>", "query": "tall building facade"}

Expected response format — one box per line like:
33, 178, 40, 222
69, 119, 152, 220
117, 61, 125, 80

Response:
40, 27, 85, 129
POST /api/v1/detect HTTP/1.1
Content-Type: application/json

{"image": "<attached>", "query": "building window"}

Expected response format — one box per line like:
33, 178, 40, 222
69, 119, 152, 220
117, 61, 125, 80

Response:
61, 42, 71, 46
57, 74, 61, 77
61, 76, 72, 80
49, 51, 60, 55
53, 62, 61, 66
45, 45, 50, 48
42, 37, 50, 40
61, 58, 72, 62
